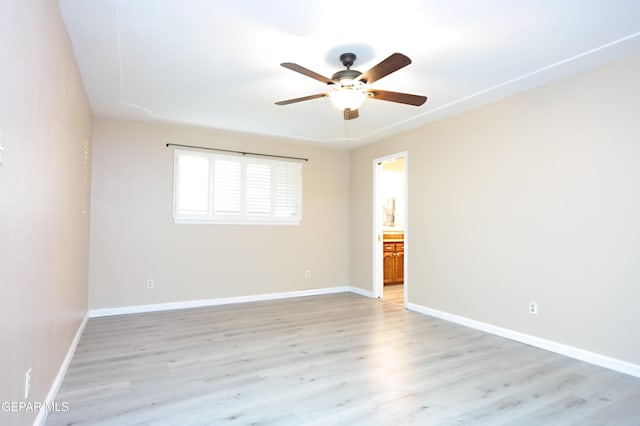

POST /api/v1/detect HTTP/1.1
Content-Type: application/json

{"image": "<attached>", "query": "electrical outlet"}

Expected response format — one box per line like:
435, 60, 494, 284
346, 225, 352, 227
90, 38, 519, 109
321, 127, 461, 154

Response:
147, 279, 154, 289
304, 270, 311, 279
25, 368, 31, 399
529, 301, 538, 315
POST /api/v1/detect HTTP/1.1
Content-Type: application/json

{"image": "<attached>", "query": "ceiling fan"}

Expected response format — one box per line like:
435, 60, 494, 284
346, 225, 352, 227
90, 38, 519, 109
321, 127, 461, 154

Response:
276, 52, 427, 120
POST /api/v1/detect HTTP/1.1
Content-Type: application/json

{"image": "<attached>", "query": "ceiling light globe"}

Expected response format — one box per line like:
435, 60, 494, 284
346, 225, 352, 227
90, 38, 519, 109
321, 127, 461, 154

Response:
329, 88, 366, 111
339, 78, 354, 87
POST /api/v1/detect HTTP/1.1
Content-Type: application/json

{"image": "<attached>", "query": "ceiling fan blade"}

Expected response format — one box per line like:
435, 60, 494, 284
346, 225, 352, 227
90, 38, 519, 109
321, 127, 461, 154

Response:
366, 89, 427, 106
343, 108, 359, 120
280, 62, 334, 84
358, 53, 412, 84
275, 93, 327, 106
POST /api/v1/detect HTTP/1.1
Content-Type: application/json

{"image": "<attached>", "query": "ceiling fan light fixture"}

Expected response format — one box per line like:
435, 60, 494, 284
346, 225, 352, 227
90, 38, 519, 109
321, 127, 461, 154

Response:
329, 87, 366, 111
338, 77, 354, 87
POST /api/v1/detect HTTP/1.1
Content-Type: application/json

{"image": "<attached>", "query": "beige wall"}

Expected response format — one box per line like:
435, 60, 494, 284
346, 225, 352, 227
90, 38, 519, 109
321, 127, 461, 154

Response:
0, 1, 92, 425
89, 118, 350, 309
350, 53, 640, 365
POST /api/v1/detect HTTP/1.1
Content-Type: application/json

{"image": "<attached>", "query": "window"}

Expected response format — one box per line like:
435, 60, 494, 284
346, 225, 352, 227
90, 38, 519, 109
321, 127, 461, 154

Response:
173, 148, 302, 224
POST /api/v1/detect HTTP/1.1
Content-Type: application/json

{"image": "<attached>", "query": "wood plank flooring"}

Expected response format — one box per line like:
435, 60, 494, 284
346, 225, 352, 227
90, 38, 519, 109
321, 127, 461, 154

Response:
383, 284, 404, 305
46, 293, 640, 425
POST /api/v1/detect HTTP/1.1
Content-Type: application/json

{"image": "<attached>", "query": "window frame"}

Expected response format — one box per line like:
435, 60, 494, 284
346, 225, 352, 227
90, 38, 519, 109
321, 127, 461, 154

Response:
172, 148, 303, 225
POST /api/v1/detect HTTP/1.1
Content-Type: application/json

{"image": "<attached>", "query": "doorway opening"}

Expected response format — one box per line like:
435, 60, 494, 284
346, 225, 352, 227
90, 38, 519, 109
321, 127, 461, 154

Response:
373, 152, 407, 306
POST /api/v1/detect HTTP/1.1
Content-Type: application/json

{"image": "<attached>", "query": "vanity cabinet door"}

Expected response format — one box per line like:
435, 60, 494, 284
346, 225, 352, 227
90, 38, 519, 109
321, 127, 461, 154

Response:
383, 243, 396, 285
383, 242, 404, 285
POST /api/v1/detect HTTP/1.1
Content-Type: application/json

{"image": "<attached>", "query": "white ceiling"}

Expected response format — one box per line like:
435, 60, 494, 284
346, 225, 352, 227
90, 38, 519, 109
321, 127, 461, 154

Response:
59, 0, 640, 148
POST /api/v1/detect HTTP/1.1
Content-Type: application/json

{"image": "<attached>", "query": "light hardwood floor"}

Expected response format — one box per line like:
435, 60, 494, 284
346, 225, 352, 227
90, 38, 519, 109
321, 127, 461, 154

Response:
383, 284, 404, 305
47, 293, 640, 425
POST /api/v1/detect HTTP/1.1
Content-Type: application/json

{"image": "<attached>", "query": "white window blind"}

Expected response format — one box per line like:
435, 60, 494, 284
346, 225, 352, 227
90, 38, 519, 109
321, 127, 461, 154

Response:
173, 148, 302, 224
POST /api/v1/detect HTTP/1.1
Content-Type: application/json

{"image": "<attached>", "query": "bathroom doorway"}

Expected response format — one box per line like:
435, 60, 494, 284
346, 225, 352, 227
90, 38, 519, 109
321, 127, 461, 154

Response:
373, 152, 407, 306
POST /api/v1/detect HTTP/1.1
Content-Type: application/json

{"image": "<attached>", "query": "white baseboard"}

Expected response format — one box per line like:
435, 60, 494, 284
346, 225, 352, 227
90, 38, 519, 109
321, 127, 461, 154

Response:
346, 286, 376, 299
33, 313, 89, 426
89, 286, 349, 318
406, 302, 640, 379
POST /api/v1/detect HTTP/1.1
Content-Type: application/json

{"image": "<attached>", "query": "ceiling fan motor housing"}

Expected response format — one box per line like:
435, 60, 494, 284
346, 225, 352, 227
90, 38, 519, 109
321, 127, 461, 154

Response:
331, 69, 363, 86
333, 53, 364, 86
